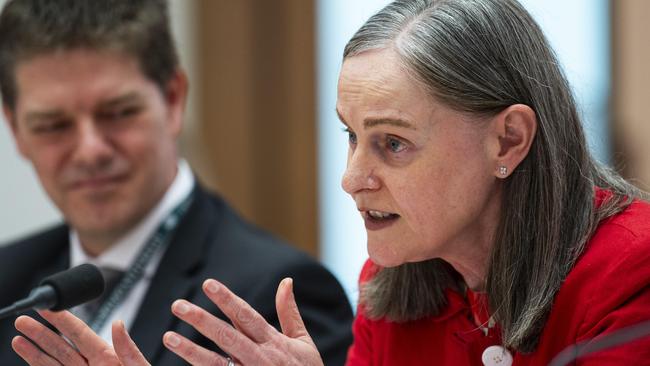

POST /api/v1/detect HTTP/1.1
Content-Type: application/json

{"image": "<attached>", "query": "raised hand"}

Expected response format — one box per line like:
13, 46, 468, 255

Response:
163, 278, 324, 366
12, 310, 149, 366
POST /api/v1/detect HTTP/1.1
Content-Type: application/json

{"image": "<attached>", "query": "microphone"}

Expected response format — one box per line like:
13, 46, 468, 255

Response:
0, 263, 104, 319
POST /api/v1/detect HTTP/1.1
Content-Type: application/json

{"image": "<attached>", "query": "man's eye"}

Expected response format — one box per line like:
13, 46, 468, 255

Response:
101, 106, 141, 121
33, 120, 70, 134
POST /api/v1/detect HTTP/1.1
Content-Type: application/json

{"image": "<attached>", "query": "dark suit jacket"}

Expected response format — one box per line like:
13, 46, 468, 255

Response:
0, 185, 353, 365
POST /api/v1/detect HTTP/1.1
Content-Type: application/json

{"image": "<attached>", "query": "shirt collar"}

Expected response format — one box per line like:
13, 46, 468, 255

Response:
70, 159, 195, 274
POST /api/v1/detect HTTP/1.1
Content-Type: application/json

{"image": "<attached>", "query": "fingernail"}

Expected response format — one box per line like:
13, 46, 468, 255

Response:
205, 279, 219, 294
282, 277, 293, 291
173, 300, 190, 315
165, 332, 181, 348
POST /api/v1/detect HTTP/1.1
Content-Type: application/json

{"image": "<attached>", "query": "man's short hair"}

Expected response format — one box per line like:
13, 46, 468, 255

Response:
0, 0, 179, 110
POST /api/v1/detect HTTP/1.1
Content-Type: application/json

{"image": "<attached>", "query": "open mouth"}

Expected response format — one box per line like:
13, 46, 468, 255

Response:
362, 210, 400, 230
366, 210, 400, 221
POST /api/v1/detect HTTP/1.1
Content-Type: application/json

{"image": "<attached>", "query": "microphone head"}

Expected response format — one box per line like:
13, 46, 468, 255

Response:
39, 263, 105, 311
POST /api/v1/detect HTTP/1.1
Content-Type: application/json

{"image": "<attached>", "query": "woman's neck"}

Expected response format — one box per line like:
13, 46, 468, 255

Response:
443, 185, 502, 291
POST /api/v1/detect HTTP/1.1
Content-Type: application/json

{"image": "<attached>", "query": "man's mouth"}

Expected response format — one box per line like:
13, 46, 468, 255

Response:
68, 174, 127, 190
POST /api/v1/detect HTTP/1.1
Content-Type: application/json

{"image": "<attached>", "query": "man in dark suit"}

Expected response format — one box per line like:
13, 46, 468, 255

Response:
0, 0, 353, 365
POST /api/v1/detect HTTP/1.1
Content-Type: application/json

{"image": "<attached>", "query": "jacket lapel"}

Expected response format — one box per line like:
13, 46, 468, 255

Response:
129, 185, 217, 362
6, 227, 69, 332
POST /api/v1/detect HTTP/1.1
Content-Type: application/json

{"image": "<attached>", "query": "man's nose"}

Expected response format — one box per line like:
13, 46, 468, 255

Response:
72, 119, 113, 167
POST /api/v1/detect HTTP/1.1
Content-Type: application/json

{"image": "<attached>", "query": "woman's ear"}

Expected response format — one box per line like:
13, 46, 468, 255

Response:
489, 104, 537, 178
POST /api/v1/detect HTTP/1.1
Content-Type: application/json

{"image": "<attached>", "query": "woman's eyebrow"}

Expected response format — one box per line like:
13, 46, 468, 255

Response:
363, 117, 416, 130
336, 108, 416, 130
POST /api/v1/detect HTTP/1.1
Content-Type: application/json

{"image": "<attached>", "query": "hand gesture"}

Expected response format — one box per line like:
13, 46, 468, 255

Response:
163, 278, 324, 366
12, 310, 149, 366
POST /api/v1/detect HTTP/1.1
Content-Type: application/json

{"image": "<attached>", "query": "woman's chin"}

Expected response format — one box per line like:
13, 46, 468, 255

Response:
369, 250, 440, 268
367, 249, 406, 268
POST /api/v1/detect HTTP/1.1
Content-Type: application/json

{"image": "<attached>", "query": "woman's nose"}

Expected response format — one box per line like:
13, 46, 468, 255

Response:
341, 149, 380, 194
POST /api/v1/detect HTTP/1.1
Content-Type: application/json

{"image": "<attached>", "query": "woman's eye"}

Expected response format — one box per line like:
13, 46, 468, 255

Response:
386, 137, 406, 153
343, 128, 357, 145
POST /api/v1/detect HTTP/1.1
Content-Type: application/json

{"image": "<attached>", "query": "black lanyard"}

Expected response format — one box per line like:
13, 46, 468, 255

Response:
88, 193, 193, 332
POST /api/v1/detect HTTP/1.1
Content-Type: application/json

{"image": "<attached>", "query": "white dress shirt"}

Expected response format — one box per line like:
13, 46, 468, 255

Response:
69, 160, 194, 344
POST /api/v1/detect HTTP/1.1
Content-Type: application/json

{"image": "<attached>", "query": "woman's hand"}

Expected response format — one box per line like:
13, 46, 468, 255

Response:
163, 278, 324, 366
12, 310, 149, 366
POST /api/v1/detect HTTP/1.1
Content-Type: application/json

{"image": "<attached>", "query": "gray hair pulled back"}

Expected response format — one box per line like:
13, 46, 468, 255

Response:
346, 0, 642, 353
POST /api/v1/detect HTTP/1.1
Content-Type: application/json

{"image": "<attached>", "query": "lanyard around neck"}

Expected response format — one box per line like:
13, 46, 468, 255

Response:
88, 193, 194, 332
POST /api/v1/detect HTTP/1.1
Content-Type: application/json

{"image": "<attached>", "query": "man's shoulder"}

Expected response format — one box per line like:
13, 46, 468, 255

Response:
0, 224, 69, 308
191, 188, 327, 280
0, 224, 69, 286
198, 188, 311, 258
0, 223, 68, 257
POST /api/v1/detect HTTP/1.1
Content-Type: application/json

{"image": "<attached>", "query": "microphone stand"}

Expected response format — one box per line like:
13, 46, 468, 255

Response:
0, 286, 57, 319
549, 319, 650, 366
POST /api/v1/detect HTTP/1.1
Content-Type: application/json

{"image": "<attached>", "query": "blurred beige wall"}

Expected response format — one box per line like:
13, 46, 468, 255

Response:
612, 0, 650, 190
179, 1, 319, 256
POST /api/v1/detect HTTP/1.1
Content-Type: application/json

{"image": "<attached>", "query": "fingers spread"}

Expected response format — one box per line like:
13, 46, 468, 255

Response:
112, 320, 150, 366
38, 310, 112, 358
171, 299, 264, 364
163, 331, 231, 366
11, 335, 62, 366
202, 279, 276, 343
275, 278, 311, 341
14, 315, 86, 365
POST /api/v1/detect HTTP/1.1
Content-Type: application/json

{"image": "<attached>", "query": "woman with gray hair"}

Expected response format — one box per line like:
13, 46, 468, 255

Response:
14, 0, 650, 365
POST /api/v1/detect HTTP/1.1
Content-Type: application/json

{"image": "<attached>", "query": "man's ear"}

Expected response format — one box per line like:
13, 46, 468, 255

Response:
3, 104, 29, 158
489, 104, 537, 178
163, 68, 188, 138
3, 104, 17, 133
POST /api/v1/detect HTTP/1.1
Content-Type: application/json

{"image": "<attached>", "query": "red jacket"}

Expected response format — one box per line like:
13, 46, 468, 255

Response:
346, 196, 650, 365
